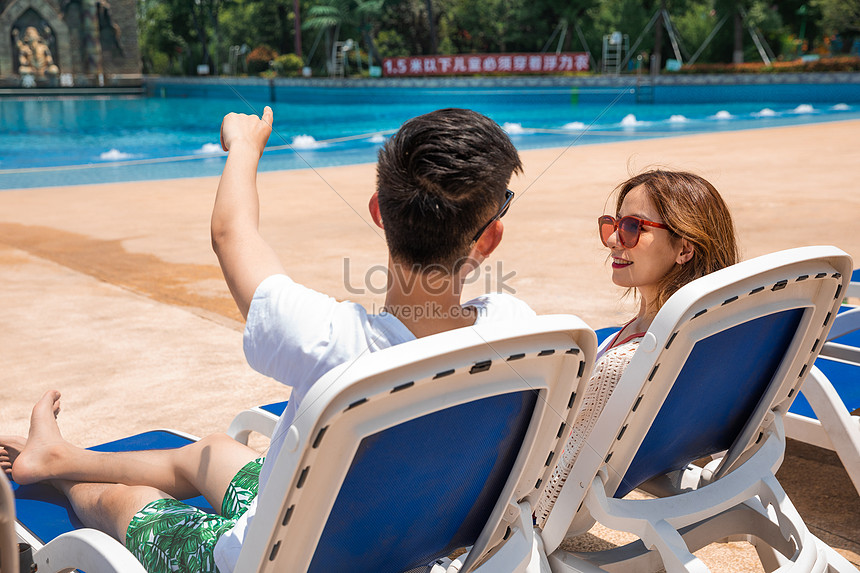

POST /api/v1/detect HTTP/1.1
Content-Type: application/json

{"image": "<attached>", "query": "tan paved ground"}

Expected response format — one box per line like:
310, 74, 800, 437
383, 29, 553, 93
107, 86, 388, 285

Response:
1, 119, 858, 569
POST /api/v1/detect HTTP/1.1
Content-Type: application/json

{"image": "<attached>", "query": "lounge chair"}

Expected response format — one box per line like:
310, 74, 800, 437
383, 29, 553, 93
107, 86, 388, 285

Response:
538, 246, 856, 572
9, 315, 597, 573
784, 298, 860, 496
595, 287, 860, 500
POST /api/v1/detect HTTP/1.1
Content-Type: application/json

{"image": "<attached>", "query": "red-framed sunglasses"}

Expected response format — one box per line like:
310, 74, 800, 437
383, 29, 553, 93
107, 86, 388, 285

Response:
598, 214, 669, 248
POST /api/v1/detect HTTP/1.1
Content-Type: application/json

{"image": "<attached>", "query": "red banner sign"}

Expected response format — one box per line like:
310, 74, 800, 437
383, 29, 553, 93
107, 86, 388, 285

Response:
382, 53, 590, 77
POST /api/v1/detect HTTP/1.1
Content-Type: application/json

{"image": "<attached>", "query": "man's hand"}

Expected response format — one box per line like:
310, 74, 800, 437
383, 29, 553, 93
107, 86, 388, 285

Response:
220, 106, 273, 156
212, 105, 284, 320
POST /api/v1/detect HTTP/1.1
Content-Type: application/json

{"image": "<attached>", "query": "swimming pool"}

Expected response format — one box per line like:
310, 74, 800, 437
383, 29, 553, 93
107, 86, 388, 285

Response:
2, 80, 860, 189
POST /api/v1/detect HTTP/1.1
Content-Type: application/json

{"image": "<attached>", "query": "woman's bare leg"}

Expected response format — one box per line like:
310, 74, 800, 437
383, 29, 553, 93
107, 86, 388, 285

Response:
1, 390, 258, 512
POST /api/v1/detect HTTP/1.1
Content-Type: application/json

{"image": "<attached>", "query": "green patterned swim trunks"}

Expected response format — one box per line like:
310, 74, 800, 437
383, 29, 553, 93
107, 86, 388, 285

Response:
125, 457, 264, 573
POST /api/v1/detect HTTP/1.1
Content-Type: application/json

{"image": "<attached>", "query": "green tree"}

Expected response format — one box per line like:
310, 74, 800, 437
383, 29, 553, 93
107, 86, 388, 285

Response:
668, 0, 783, 64
137, 0, 840, 74
355, 0, 385, 65
219, 0, 298, 59
137, 0, 232, 73
813, 0, 860, 50
774, 1, 822, 54
712, 0, 780, 63
585, 0, 652, 69
377, 0, 440, 56
138, 0, 186, 73
303, 0, 357, 73
505, 0, 600, 53
439, 0, 518, 53
673, 1, 725, 64
138, 0, 197, 73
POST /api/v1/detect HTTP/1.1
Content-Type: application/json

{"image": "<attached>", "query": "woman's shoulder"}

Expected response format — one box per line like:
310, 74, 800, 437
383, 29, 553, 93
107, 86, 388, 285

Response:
596, 326, 645, 361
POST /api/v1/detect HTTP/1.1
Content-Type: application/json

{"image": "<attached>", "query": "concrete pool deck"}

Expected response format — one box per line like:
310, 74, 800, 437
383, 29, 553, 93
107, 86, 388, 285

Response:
1, 119, 858, 569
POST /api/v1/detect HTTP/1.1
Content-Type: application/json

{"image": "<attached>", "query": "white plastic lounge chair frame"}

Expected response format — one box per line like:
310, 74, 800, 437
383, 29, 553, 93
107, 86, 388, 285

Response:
11, 316, 597, 573
539, 246, 855, 573
228, 403, 281, 445
784, 301, 860, 495
234, 315, 596, 573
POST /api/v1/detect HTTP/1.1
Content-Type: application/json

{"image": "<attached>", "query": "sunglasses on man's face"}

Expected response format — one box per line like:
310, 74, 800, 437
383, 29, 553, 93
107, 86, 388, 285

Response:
472, 189, 515, 243
598, 214, 669, 249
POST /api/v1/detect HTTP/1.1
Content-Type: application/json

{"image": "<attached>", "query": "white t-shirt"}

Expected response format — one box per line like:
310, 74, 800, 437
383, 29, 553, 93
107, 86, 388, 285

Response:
214, 274, 536, 571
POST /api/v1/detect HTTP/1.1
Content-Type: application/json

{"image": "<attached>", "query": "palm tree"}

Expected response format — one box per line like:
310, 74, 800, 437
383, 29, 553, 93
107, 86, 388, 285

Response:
356, 0, 384, 66
424, 0, 437, 54
304, 0, 383, 74
303, 0, 350, 74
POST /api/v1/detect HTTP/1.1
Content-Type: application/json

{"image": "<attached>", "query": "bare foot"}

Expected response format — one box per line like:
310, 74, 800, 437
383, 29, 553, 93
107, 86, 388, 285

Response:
0, 392, 60, 477
0, 436, 26, 477
7, 390, 71, 485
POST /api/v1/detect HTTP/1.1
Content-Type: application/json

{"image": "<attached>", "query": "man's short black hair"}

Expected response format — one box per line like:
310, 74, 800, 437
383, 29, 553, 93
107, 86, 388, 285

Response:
376, 108, 523, 273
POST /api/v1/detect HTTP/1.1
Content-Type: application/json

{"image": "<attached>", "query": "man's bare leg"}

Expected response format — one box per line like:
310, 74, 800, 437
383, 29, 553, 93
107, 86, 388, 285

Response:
53, 480, 169, 543
1, 390, 259, 512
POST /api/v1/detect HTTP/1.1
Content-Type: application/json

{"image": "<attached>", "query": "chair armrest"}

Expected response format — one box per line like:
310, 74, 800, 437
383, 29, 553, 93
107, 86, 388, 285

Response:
825, 306, 860, 342
469, 501, 541, 573
34, 528, 147, 573
799, 366, 860, 495
572, 424, 792, 572
820, 341, 860, 363
227, 406, 280, 444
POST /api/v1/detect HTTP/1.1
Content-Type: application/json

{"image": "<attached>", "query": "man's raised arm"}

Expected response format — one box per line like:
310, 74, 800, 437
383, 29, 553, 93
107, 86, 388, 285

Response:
212, 106, 285, 319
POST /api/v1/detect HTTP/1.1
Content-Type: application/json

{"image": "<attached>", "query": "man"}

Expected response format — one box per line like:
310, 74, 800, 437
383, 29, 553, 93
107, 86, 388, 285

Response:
2, 107, 534, 573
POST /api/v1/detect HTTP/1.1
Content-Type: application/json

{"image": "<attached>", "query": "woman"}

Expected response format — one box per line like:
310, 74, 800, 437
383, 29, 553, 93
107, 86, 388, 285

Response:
534, 169, 739, 526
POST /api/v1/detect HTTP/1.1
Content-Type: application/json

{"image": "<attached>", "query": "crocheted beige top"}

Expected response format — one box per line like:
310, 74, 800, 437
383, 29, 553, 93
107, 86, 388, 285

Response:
533, 332, 643, 527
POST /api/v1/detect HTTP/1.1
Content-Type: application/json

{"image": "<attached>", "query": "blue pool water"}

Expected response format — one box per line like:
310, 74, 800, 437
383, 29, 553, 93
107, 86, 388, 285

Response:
2, 82, 860, 189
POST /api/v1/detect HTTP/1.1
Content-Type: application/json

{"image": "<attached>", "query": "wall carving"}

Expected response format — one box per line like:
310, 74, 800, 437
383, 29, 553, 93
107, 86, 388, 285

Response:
0, 0, 139, 86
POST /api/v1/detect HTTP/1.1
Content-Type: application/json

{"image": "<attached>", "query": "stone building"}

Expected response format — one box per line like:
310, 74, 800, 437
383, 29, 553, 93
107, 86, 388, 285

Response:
0, 0, 140, 87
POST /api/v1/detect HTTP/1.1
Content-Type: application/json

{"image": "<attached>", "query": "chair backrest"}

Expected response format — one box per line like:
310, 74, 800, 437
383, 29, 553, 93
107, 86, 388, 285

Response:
236, 315, 596, 573
1, 472, 20, 573
617, 307, 803, 496
544, 246, 851, 540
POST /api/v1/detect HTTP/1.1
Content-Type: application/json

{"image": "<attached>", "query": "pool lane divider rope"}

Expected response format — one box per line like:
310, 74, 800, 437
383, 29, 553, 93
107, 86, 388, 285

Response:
0, 128, 712, 176
0, 129, 399, 175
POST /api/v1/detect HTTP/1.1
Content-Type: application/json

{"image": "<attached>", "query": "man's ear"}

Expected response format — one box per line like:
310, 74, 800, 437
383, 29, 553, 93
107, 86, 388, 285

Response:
676, 238, 695, 265
474, 220, 504, 259
369, 192, 383, 229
